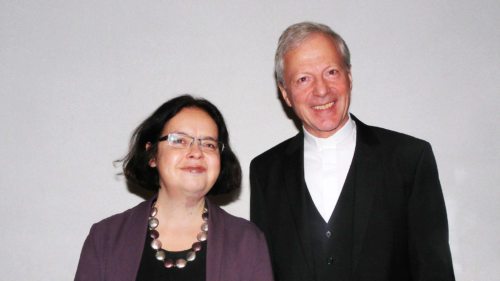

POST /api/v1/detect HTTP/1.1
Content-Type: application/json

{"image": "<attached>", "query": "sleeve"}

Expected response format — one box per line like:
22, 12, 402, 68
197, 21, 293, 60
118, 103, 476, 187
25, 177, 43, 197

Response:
408, 143, 455, 281
74, 224, 103, 281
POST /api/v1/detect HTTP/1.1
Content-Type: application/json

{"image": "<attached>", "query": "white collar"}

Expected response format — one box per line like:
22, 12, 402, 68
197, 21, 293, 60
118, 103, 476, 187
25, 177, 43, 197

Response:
303, 114, 356, 151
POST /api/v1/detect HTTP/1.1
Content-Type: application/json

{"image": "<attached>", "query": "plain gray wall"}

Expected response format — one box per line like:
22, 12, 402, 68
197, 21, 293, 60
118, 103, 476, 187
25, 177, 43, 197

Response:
1, 1, 499, 280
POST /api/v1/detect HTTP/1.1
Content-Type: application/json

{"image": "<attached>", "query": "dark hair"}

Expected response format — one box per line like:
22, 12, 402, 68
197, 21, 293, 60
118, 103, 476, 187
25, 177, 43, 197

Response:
121, 94, 241, 195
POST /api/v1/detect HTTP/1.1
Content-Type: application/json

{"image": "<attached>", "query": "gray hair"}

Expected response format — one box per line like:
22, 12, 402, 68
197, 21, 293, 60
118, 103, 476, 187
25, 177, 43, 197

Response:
275, 21, 351, 86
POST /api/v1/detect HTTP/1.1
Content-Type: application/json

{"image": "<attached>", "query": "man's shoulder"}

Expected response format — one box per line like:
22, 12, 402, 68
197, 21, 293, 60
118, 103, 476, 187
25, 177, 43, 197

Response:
354, 116, 430, 148
354, 119, 434, 164
369, 125, 426, 143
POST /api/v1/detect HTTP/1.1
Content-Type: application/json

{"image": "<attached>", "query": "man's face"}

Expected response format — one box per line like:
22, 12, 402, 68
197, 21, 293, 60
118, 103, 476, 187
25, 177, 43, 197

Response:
279, 33, 352, 138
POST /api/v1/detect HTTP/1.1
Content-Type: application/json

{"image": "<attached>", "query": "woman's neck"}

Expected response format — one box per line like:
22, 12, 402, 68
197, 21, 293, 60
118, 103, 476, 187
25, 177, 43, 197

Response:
156, 187, 205, 218
153, 188, 206, 251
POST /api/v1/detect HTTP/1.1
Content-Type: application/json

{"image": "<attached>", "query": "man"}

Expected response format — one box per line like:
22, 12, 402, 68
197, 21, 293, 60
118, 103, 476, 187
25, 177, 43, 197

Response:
250, 22, 455, 281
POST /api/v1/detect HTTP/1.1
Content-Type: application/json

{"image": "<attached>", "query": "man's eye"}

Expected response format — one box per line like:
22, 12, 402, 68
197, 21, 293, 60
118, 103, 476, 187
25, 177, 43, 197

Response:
298, 77, 308, 83
328, 69, 338, 75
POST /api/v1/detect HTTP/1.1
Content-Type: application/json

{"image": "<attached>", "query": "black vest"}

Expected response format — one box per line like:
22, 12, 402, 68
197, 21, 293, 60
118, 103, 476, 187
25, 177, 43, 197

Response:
298, 167, 356, 281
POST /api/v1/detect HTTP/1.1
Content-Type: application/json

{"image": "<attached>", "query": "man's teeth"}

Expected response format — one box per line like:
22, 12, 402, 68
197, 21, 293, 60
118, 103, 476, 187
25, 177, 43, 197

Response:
313, 102, 334, 110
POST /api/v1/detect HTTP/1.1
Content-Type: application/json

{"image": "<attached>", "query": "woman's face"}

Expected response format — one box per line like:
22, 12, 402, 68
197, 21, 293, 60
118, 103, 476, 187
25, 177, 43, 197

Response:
150, 107, 221, 199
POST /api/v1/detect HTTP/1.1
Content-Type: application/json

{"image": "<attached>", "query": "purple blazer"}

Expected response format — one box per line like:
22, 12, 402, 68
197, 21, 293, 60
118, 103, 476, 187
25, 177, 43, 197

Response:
75, 197, 274, 281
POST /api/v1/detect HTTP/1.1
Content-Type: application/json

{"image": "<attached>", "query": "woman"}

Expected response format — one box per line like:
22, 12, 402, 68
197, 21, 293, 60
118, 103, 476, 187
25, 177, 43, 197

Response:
75, 95, 274, 281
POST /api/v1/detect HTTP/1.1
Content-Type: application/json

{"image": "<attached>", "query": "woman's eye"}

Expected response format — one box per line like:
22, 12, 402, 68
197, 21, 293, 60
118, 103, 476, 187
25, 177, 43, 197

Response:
171, 136, 189, 145
203, 142, 217, 150
172, 138, 184, 144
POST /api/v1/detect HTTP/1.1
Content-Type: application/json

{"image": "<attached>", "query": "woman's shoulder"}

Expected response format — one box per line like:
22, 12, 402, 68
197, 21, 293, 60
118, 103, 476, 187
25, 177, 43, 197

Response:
89, 198, 152, 236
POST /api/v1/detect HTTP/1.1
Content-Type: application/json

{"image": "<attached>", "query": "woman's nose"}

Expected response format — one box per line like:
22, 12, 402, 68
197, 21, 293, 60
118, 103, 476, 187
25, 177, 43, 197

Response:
187, 141, 204, 158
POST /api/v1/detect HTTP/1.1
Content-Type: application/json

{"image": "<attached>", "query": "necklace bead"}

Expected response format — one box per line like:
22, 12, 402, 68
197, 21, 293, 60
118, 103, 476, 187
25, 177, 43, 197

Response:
186, 251, 196, 261
192, 241, 202, 251
148, 217, 159, 229
164, 258, 174, 268
196, 232, 207, 242
150, 229, 159, 239
151, 239, 162, 250
155, 250, 166, 261
150, 207, 158, 217
175, 259, 187, 268
201, 222, 208, 232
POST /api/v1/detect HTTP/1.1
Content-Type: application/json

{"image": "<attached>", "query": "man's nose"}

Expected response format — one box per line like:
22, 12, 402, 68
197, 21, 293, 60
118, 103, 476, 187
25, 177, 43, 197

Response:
314, 77, 328, 96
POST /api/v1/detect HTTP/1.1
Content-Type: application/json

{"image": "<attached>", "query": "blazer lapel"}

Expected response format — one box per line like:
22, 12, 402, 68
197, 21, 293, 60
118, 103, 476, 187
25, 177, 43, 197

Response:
116, 197, 153, 281
206, 199, 224, 281
283, 133, 315, 277
350, 116, 382, 268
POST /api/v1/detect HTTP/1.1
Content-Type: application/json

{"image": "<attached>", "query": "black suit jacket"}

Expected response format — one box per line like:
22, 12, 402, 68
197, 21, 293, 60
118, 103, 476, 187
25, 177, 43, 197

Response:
250, 115, 454, 281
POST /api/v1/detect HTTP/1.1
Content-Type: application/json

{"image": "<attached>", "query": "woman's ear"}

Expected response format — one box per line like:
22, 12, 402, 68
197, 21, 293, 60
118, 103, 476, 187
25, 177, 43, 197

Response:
145, 142, 156, 167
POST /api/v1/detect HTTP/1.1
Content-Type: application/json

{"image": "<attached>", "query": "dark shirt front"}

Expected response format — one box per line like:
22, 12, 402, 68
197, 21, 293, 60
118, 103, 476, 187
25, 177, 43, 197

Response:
136, 233, 206, 281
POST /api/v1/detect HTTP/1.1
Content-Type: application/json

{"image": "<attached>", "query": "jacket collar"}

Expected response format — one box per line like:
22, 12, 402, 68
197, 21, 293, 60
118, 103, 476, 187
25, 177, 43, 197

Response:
283, 133, 316, 276
206, 198, 224, 281
348, 115, 382, 268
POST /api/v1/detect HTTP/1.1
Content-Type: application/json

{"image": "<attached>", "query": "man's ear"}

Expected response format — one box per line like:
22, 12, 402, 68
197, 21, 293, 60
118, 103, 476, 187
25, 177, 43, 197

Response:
279, 84, 293, 107
145, 142, 156, 167
347, 69, 353, 91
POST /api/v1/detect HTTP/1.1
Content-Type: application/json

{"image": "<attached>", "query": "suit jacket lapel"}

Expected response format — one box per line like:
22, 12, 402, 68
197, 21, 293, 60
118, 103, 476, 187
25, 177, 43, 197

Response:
350, 115, 382, 268
283, 133, 315, 277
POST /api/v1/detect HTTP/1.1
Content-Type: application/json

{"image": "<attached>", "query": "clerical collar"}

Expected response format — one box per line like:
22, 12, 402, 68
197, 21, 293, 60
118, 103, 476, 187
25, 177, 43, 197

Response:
303, 114, 356, 151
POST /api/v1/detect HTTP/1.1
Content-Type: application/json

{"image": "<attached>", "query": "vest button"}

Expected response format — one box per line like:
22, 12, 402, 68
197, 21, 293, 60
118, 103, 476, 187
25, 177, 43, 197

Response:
327, 256, 334, 265
326, 230, 332, 238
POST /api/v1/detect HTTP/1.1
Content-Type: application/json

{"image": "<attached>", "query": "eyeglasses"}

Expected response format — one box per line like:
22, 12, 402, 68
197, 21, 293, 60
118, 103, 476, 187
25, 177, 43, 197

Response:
157, 132, 224, 153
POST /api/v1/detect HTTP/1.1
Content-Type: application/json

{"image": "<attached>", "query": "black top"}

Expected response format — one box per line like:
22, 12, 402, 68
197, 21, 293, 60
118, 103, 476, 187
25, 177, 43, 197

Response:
136, 232, 207, 281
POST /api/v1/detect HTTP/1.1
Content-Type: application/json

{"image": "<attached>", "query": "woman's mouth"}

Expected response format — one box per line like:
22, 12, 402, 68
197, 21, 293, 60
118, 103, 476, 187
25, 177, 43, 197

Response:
182, 166, 206, 173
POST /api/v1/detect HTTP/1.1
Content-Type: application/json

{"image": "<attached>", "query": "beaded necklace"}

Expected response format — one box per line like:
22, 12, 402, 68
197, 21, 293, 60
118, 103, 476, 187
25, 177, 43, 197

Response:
148, 203, 208, 269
